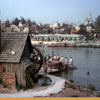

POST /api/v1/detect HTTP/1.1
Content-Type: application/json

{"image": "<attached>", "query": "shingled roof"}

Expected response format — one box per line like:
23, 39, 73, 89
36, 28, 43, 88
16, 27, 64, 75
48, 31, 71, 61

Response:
0, 32, 29, 63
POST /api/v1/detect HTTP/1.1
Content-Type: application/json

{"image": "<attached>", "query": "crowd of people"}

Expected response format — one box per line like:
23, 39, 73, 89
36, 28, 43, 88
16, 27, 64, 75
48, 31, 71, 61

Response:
44, 54, 73, 66
43, 54, 74, 75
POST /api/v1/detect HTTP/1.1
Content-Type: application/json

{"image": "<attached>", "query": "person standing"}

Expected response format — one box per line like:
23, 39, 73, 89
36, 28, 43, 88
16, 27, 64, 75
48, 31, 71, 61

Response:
53, 55, 57, 61
44, 65, 48, 75
58, 56, 63, 69
64, 57, 68, 65
69, 57, 73, 66
56, 55, 59, 61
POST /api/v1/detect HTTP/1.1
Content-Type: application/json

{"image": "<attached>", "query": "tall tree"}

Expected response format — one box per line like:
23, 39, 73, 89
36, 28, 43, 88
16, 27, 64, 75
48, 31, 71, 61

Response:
26, 18, 32, 27
32, 20, 36, 25
77, 24, 87, 35
12, 17, 20, 26
95, 15, 100, 33
21, 17, 26, 24
5, 19, 10, 27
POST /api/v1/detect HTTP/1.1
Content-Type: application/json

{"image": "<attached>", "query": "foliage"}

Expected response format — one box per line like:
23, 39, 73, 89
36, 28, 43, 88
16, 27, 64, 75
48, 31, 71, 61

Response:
3, 83, 7, 88
97, 94, 100, 97
71, 95, 79, 97
20, 17, 26, 24
0, 78, 7, 88
16, 77, 33, 91
12, 17, 20, 26
88, 84, 95, 91
77, 24, 88, 35
38, 30, 46, 34
0, 78, 2, 84
95, 15, 100, 33
5, 19, 10, 27
41, 82, 49, 86
67, 85, 73, 88
69, 80, 74, 83
40, 76, 50, 86
11, 17, 36, 27
16, 84, 28, 91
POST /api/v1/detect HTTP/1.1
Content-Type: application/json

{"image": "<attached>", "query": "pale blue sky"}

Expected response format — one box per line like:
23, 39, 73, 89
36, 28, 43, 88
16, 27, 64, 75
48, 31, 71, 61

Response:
0, 0, 100, 24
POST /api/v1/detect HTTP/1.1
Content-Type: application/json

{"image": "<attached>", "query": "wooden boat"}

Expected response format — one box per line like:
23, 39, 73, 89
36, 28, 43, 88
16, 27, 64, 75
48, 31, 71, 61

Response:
45, 61, 77, 72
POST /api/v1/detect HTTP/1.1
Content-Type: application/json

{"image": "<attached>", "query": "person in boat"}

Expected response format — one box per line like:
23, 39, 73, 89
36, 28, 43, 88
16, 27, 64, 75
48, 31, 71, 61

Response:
68, 57, 73, 66
46, 54, 50, 61
53, 55, 57, 61
56, 55, 59, 61
61, 56, 64, 64
58, 56, 63, 69
64, 57, 68, 65
47, 57, 53, 65
64, 57, 68, 68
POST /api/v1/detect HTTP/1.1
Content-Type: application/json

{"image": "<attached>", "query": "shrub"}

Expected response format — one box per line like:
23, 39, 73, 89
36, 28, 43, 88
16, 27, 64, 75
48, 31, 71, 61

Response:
41, 83, 48, 86
16, 84, 28, 91
88, 84, 95, 91
69, 80, 74, 83
67, 85, 72, 88
3, 83, 7, 88
71, 95, 79, 97
97, 94, 100, 97
0, 78, 2, 84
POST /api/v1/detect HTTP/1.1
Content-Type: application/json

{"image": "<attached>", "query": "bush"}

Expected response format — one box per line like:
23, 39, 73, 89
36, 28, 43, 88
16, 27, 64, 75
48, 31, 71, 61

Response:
0, 78, 2, 84
67, 84, 72, 88
3, 83, 7, 88
97, 94, 100, 97
69, 80, 74, 83
88, 84, 95, 91
41, 82, 50, 86
71, 95, 79, 97
16, 84, 28, 91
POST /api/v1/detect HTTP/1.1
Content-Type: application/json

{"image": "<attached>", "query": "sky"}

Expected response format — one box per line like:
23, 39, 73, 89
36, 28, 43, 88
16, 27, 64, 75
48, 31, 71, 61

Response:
0, 0, 100, 24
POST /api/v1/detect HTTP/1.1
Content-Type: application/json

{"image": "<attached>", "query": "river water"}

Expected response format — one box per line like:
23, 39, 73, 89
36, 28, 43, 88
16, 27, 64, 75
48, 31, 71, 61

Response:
43, 47, 100, 91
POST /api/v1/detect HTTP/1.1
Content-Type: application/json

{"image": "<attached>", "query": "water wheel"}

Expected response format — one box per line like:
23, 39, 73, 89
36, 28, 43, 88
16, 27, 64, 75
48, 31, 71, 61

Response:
26, 46, 43, 87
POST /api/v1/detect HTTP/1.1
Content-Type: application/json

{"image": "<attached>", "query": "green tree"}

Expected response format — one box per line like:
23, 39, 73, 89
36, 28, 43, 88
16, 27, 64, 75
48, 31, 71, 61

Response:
21, 17, 26, 24
5, 19, 10, 27
77, 24, 88, 35
27, 18, 32, 27
38, 30, 46, 34
95, 15, 100, 33
12, 17, 20, 26
32, 20, 36, 25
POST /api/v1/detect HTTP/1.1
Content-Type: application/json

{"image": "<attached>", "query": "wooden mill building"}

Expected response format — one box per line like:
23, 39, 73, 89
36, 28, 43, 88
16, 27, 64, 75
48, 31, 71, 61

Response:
0, 32, 43, 87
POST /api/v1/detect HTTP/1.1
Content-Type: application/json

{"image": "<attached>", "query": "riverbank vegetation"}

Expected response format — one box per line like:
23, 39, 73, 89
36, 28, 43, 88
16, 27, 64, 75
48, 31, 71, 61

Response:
88, 84, 96, 91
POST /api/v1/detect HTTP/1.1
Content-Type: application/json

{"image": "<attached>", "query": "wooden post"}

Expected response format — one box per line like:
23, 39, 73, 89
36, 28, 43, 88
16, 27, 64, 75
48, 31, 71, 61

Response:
86, 71, 89, 96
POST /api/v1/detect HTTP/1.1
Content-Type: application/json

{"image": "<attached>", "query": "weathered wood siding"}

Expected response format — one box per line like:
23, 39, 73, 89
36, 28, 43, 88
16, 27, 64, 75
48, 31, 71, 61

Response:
0, 62, 26, 86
